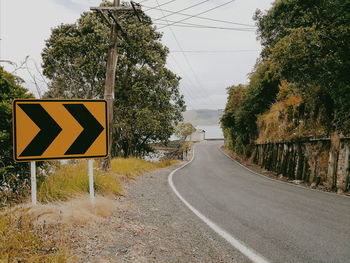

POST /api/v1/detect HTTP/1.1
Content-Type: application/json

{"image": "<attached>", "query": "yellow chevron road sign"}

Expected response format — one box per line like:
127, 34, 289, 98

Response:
13, 99, 108, 162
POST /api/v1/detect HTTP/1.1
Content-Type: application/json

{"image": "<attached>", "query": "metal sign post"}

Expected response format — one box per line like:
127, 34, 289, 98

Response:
88, 159, 95, 205
30, 161, 37, 205
13, 99, 108, 206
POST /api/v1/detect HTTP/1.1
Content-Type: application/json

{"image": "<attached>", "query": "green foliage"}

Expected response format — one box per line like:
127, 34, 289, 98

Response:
221, 61, 279, 155
255, 0, 350, 133
0, 66, 33, 204
174, 122, 196, 140
42, 2, 185, 157
223, 0, 350, 156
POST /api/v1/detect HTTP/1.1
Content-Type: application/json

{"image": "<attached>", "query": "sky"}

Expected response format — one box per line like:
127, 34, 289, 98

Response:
0, 0, 274, 110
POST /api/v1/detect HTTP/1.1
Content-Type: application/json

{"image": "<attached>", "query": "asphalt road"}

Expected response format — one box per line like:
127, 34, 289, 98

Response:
172, 140, 350, 263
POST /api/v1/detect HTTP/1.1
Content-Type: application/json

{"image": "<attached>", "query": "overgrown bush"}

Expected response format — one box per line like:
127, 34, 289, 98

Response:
0, 66, 33, 205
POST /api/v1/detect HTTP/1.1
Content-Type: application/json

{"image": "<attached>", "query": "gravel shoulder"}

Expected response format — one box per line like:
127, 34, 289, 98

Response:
69, 159, 248, 263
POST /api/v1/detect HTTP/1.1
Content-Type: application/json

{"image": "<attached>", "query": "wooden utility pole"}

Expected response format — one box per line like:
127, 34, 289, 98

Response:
91, 1, 140, 169
103, 0, 120, 169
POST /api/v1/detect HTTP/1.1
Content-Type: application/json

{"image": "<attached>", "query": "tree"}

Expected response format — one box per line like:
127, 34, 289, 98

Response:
42, 2, 185, 157
175, 122, 196, 141
221, 84, 248, 153
254, 0, 350, 133
221, 60, 279, 155
0, 66, 33, 202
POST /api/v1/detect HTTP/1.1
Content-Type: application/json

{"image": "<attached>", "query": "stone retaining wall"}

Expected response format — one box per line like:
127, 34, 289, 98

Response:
253, 136, 350, 193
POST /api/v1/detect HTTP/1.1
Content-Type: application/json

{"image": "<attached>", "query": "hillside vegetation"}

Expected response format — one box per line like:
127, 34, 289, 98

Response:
221, 0, 350, 156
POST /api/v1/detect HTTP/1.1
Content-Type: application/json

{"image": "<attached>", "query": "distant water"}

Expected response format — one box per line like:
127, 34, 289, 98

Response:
197, 125, 224, 139
170, 125, 224, 141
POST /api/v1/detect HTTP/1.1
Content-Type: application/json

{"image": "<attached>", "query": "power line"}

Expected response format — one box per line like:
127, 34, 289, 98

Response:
136, 0, 151, 4
141, 4, 255, 27
170, 49, 259, 53
155, 19, 253, 29
154, 0, 214, 108
154, 22, 255, 31
144, 0, 176, 11
158, 0, 236, 29
167, 50, 207, 109
153, 0, 211, 21
165, 30, 216, 106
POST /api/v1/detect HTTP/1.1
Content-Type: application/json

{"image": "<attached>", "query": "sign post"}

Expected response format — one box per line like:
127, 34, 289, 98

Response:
30, 161, 37, 205
88, 159, 95, 205
13, 99, 108, 205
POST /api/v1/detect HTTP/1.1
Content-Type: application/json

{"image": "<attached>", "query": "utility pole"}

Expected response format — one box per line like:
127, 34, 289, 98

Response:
104, 0, 120, 170
91, 1, 140, 169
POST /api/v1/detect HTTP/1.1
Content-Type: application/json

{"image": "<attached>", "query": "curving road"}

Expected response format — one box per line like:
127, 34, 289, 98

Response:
171, 141, 350, 263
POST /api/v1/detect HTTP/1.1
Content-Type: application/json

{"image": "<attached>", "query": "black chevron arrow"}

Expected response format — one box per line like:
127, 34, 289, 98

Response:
19, 104, 62, 157
64, 104, 104, 155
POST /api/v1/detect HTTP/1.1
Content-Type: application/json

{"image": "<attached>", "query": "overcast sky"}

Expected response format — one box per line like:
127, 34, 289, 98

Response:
0, 0, 274, 109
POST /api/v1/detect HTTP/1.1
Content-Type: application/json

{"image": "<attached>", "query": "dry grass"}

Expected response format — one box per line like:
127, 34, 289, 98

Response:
0, 195, 117, 262
38, 158, 177, 203
38, 161, 122, 203
110, 158, 178, 179
0, 208, 70, 262
29, 195, 116, 226
257, 93, 303, 143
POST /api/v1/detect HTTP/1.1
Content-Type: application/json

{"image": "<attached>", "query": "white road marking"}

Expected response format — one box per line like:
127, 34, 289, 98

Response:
168, 147, 270, 263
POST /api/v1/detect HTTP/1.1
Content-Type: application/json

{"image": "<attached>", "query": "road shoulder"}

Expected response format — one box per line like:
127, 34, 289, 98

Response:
71, 161, 249, 263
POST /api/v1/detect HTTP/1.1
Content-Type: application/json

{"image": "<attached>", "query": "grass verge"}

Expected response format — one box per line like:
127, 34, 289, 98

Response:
110, 158, 178, 178
38, 161, 122, 203
38, 158, 177, 203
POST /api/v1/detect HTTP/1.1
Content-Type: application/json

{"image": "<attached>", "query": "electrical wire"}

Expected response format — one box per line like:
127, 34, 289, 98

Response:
143, 0, 177, 11
141, 4, 255, 27
170, 49, 259, 53
154, 22, 255, 31
158, 0, 236, 29
153, 0, 211, 21
167, 56, 204, 109
155, 19, 254, 30
136, 0, 151, 4
154, 0, 215, 108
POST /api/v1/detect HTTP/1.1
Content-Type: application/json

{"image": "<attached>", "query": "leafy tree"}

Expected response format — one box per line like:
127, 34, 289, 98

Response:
0, 66, 33, 202
223, 0, 350, 157
221, 84, 248, 153
175, 122, 196, 141
254, 0, 350, 133
42, 2, 185, 157
221, 61, 279, 155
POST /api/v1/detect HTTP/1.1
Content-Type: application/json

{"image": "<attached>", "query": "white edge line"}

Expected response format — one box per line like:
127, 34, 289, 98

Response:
217, 145, 350, 199
168, 146, 270, 263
